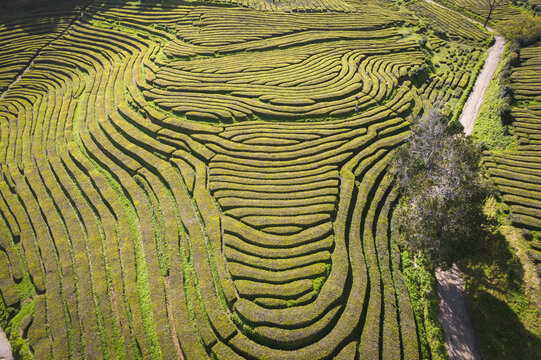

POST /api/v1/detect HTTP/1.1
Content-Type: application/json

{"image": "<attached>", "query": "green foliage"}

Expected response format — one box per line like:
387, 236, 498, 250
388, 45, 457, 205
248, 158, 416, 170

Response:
497, 14, 541, 46
391, 107, 491, 269
462, 201, 541, 360
401, 251, 447, 360
408, 63, 429, 85
472, 46, 519, 152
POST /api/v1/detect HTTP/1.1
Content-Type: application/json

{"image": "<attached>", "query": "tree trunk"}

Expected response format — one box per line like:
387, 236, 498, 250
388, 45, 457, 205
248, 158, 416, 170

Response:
484, 6, 494, 28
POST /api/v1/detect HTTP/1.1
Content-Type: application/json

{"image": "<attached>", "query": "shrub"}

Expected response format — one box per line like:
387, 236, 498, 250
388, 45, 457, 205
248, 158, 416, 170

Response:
497, 14, 541, 46
497, 103, 512, 125
507, 51, 520, 66
433, 29, 448, 39
500, 85, 512, 99
408, 64, 429, 83
500, 67, 512, 82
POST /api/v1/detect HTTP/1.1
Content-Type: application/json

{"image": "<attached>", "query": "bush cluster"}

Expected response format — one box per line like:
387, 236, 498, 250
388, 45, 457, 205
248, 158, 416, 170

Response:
497, 14, 541, 46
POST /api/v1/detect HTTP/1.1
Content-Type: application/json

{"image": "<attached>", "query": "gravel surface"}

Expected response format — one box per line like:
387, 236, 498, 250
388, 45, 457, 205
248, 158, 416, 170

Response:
436, 265, 482, 360
0, 328, 13, 360
460, 35, 505, 135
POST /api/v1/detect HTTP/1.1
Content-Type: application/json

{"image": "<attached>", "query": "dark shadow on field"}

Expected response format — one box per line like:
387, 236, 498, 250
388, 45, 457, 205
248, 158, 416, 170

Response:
469, 228, 524, 293
0, 0, 88, 35
463, 224, 541, 360
469, 291, 541, 360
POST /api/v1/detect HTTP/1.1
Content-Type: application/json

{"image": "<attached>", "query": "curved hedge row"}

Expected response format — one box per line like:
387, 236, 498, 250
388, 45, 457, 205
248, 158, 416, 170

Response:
0, 0, 472, 358
484, 42, 541, 278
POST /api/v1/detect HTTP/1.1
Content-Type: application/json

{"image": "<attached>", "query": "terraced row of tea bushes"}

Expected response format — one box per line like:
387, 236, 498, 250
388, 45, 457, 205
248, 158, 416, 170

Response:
184, 105, 423, 358
0, 3, 87, 92
145, 47, 422, 121
0, 8, 211, 358
484, 41, 541, 276
0, 0, 452, 358
209, 0, 357, 13
118, 2, 422, 122
412, 42, 485, 116
434, 0, 524, 23
409, 0, 491, 46
171, 5, 407, 46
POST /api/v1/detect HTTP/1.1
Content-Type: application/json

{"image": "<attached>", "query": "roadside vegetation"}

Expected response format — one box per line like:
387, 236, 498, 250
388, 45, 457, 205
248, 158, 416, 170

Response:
461, 198, 541, 359
468, 10, 541, 360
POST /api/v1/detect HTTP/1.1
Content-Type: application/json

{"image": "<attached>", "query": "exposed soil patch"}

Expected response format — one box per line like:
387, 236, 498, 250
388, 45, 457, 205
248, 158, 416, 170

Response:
459, 35, 505, 135
436, 265, 482, 360
0, 328, 13, 360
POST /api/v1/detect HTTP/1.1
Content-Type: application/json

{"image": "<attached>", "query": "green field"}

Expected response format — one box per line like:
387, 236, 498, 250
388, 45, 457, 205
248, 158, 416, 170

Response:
0, 0, 537, 359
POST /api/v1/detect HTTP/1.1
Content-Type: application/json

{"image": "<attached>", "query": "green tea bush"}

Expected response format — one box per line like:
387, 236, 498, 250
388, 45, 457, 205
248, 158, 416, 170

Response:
497, 14, 541, 45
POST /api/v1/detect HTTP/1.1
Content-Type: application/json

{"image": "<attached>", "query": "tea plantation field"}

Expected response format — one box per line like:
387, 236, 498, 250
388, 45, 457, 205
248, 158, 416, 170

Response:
484, 41, 541, 274
0, 0, 495, 358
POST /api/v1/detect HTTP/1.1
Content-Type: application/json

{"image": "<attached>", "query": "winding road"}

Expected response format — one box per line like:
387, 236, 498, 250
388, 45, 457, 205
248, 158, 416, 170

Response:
422, 0, 506, 135
423, 2, 506, 359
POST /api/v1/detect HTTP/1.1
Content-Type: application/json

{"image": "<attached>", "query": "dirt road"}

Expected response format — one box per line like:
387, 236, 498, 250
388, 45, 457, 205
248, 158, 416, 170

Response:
422, 0, 505, 135
0, 328, 13, 360
421, 2, 504, 360
460, 35, 505, 135
436, 265, 482, 360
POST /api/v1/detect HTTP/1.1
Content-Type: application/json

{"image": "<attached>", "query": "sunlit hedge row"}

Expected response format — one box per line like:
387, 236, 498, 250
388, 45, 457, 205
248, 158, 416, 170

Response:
0, 0, 472, 358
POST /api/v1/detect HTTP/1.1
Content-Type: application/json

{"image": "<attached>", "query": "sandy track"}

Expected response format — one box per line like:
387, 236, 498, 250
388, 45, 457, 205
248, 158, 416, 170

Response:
460, 35, 505, 135
436, 265, 482, 360
0, 328, 13, 360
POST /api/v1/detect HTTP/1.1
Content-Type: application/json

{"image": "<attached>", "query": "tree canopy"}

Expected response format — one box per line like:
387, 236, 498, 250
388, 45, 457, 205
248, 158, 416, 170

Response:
391, 108, 491, 269
496, 13, 541, 46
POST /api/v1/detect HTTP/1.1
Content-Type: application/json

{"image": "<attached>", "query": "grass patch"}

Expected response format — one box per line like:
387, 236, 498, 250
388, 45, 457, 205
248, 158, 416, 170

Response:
461, 198, 541, 359
401, 251, 447, 360
471, 47, 519, 152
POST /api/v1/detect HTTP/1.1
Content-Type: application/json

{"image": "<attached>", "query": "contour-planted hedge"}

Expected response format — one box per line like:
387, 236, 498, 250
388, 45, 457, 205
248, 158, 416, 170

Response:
0, 0, 464, 358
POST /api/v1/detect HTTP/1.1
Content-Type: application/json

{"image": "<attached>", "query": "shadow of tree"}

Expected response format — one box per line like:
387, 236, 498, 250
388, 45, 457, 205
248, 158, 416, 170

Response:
468, 227, 524, 293
463, 224, 541, 360
470, 290, 541, 360
0, 0, 87, 35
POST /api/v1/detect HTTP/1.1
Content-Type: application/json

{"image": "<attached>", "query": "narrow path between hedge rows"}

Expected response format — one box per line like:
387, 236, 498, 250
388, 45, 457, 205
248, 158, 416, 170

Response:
422, 1, 506, 359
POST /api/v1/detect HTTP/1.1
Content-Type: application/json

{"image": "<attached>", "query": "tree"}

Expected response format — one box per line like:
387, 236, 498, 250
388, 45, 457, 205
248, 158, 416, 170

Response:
496, 13, 541, 45
484, 0, 504, 28
390, 108, 491, 269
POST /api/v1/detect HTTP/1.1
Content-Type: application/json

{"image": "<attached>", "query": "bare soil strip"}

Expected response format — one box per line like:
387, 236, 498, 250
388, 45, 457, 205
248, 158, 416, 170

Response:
436, 265, 482, 360
0, 328, 13, 360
